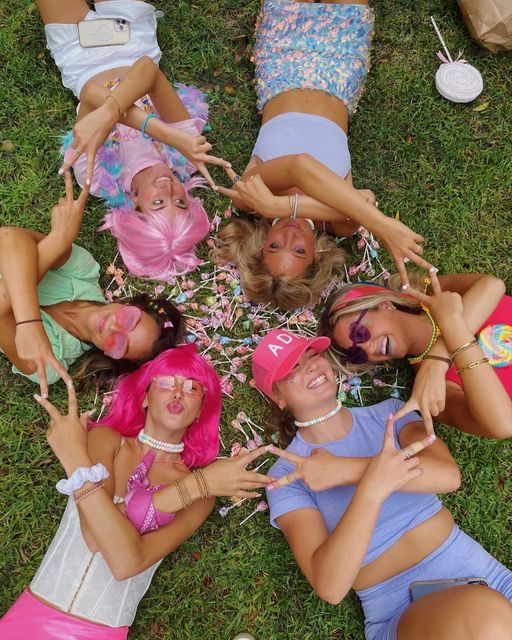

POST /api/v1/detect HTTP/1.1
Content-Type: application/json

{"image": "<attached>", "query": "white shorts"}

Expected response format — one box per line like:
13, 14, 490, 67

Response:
44, 1, 163, 98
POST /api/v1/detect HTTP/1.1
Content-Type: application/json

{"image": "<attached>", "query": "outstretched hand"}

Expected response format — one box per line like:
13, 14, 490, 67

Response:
201, 446, 273, 498
166, 128, 231, 188
217, 168, 275, 215
49, 171, 90, 248
376, 216, 435, 287
359, 414, 432, 502
59, 101, 118, 186
15, 322, 72, 400
36, 381, 92, 475
402, 268, 464, 330
266, 446, 345, 492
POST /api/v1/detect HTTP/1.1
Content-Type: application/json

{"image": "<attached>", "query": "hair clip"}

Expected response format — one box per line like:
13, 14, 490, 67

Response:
163, 320, 174, 329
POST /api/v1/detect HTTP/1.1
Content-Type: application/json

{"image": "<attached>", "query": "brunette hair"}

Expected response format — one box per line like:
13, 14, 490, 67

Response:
100, 177, 209, 280
317, 277, 423, 376
210, 219, 346, 310
75, 294, 184, 389
93, 344, 221, 467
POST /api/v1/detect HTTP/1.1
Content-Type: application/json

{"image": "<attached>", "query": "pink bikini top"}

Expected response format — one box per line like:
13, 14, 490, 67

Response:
124, 449, 176, 534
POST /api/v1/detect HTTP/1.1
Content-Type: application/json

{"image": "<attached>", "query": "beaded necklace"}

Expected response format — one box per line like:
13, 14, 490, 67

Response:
407, 304, 441, 365
294, 400, 343, 428
138, 429, 184, 454
134, 437, 184, 464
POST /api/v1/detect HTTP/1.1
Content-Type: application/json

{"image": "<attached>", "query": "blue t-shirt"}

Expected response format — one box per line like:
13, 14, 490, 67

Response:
266, 399, 442, 566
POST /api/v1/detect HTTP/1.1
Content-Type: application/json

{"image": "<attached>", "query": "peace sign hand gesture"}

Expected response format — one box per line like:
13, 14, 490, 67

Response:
35, 382, 93, 476
201, 446, 274, 499
49, 171, 90, 249
359, 414, 432, 503
266, 447, 345, 492
403, 268, 464, 332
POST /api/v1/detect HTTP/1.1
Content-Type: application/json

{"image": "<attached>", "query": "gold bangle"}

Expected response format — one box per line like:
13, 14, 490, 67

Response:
192, 468, 211, 499
74, 480, 104, 504
346, 197, 369, 223
449, 339, 478, 359
174, 477, 193, 510
105, 93, 126, 119
456, 357, 490, 375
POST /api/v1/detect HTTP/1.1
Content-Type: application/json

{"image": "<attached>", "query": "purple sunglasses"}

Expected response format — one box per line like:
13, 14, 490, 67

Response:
343, 309, 371, 364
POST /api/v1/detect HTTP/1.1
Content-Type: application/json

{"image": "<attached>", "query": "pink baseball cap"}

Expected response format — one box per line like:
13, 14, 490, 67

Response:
252, 329, 331, 396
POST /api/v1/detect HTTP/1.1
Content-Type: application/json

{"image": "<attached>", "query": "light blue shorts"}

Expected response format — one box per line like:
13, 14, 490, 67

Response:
253, 0, 374, 116
356, 526, 512, 640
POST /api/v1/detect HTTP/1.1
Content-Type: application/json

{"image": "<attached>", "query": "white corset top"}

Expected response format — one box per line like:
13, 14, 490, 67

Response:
30, 497, 162, 627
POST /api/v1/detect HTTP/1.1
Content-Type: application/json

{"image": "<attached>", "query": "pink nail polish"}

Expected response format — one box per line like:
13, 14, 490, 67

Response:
34, 394, 41, 402
427, 434, 436, 443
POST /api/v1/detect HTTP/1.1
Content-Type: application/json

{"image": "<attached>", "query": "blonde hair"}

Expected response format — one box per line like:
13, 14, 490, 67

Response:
317, 275, 423, 377
210, 219, 346, 311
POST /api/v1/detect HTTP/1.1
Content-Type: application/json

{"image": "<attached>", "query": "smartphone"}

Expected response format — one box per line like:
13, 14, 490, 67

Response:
410, 577, 489, 602
78, 19, 130, 48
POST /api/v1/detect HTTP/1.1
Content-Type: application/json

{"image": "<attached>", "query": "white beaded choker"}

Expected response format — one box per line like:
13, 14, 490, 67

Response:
138, 430, 184, 453
294, 401, 343, 428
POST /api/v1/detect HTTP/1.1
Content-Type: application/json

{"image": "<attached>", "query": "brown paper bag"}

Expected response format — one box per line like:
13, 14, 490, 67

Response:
458, 0, 512, 51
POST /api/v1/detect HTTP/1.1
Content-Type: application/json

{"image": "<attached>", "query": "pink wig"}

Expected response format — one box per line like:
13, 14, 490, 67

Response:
100, 177, 210, 281
93, 344, 221, 467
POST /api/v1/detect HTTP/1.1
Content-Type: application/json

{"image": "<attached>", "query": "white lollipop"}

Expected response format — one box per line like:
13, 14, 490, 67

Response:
431, 16, 483, 103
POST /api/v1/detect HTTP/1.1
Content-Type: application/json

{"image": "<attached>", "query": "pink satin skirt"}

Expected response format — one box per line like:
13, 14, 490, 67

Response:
0, 590, 129, 639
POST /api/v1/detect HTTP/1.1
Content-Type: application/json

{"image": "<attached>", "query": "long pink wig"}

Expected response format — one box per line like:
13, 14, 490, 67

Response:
93, 344, 221, 467
100, 177, 210, 281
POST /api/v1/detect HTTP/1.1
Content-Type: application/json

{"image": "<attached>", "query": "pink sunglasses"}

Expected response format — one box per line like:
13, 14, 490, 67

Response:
103, 306, 142, 360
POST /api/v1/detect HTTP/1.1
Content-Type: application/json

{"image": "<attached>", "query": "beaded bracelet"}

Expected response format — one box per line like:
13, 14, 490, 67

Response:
449, 339, 478, 359
192, 469, 211, 499
74, 480, 104, 504
105, 92, 127, 119
141, 113, 157, 139
456, 357, 490, 375
423, 355, 452, 367
346, 197, 369, 222
175, 477, 193, 510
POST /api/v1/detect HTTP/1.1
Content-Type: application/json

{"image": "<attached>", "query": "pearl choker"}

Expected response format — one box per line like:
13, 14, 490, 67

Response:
138, 430, 184, 453
294, 401, 343, 428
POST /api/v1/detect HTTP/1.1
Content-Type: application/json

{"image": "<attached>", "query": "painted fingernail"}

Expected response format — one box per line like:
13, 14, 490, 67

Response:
66, 379, 73, 388
267, 485, 275, 491
34, 394, 41, 402
430, 267, 439, 274
426, 434, 436, 443
86, 178, 91, 186
58, 167, 64, 175
265, 444, 274, 451
226, 162, 232, 168
401, 284, 410, 290
212, 185, 219, 192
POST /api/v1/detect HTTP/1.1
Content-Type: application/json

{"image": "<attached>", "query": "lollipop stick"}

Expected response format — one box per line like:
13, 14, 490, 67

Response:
430, 16, 453, 63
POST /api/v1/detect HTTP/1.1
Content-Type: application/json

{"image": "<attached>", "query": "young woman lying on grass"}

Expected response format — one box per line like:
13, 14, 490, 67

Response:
0, 346, 272, 639
252, 328, 512, 640
37, 0, 229, 280
0, 175, 182, 398
318, 269, 512, 438
212, 0, 432, 310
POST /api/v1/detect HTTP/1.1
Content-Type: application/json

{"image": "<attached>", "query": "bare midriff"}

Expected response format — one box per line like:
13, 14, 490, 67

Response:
261, 89, 349, 133
352, 507, 455, 591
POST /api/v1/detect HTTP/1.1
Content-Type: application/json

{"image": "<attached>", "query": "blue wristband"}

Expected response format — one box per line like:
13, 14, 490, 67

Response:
141, 113, 157, 139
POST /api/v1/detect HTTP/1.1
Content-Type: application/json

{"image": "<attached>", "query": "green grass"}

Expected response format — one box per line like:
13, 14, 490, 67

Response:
0, 1, 511, 638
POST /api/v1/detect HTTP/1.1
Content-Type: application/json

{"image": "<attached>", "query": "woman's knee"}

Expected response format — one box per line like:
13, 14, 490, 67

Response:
397, 585, 512, 640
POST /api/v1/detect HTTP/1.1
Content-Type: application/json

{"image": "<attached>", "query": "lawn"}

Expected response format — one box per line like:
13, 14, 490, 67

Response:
0, 1, 510, 639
